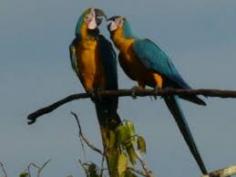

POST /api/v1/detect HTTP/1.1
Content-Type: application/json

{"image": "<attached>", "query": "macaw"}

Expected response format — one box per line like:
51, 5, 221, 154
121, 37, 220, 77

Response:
107, 16, 208, 174
69, 8, 121, 128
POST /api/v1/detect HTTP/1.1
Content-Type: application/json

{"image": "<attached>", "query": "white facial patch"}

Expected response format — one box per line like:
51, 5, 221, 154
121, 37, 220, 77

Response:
88, 17, 97, 29
87, 8, 97, 30
109, 21, 118, 31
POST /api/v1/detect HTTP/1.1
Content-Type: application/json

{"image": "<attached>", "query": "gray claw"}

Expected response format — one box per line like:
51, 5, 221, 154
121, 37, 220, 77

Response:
131, 86, 140, 99
131, 88, 137, 99
153, 86, 161, 99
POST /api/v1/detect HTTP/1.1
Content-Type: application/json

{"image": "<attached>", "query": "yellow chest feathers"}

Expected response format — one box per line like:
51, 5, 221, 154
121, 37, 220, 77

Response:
112, 28, 135, 63
76, 38, 106, 92
78, 39, 98, 69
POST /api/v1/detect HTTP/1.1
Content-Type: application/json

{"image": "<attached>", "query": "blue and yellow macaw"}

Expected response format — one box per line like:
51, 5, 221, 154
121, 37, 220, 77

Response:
69, 8, 121, 128
107, 16, 208, 174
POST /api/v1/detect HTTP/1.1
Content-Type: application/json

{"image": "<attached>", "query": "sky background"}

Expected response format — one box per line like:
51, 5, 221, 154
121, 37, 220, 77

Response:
1, 0, 236, 177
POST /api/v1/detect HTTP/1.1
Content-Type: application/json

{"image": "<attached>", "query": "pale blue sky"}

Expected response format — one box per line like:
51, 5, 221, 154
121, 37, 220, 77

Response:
1, 0, 236, 177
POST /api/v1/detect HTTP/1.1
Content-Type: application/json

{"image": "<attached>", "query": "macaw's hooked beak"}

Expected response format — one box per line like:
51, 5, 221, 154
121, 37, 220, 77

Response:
107, 16, 119, 21
107, 16, 114, 31
94, 9, 107, 26
107, 16, 120, 32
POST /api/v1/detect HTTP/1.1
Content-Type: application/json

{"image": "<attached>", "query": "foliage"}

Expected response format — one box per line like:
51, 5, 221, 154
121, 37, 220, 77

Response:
19, 172, 29, 177
80, 162, 101, 177
14, 114, 151, 177
79, 120, 151, 177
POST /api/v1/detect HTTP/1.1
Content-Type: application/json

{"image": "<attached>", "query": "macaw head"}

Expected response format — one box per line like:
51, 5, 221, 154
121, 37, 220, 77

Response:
107, 16, 134, 38
75, 8, 107, 36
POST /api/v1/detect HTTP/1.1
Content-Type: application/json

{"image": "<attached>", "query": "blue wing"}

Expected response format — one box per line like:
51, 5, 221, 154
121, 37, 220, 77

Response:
132, 39, 206, 105
132, 39, 190, 89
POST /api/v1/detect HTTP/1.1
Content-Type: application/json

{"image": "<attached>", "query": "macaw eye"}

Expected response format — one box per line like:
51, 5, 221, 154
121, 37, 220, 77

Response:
115, 18, 123, 27
115, 19, 119, 23
85, 16, 89, 21
84, 15, 92, 23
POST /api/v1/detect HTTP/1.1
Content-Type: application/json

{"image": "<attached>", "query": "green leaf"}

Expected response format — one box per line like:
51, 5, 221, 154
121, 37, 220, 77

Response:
137, 136, 146, 154
116, 125, 129, 145
126, 121, 135, 136
117, 153, 128, 176
81, 163, 100, 177
127, 146, 138, 165
116, 121, 136, 146
108, 151, 119, 176
107, 130, 116, 148
88, 163, 100, 177
19, 172, 29, 177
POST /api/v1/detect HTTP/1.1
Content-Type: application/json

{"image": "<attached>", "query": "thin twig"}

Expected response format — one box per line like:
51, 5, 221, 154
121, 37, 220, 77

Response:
0, 162, 7, 177
127, 167, 148, 177
37, 159, 51, 177
27, 162, 40, 177
71, 112, 103, 155
27, 160, 51, 177
137, 156, 154, 177
27, 88, 236, 124
202, 165, 236, 177
99, 154, 106, 177
78, 159, 89, 177
71, 112, 87, 161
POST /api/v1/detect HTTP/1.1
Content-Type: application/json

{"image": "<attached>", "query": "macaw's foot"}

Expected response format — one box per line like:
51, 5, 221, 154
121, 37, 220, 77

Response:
153, 86, 162, 100
88, 90, 96, 101
131, 85, 144, 99
91, 88, 104, 101
149, 96, 155, 101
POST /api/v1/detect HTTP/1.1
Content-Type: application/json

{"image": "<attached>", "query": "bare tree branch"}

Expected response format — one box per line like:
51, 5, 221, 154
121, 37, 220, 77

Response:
71, 112, 103, 155
137, 156, 154, 177
27, 88, 236, 125
71, 112, 87, 161
99, 154, 106, 177
27, 93, 90, 125
27, 160, 51, 177
202, 165, 236, 177
0, 162, 7, 177
127, 167, 149, 177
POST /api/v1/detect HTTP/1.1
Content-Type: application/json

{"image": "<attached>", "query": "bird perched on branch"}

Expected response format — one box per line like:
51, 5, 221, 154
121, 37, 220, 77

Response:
69, 8, 121, 128
107, 16, 208, 174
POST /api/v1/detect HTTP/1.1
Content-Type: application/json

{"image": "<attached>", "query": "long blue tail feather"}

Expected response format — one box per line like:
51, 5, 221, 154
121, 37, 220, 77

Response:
164, 95, 207, 174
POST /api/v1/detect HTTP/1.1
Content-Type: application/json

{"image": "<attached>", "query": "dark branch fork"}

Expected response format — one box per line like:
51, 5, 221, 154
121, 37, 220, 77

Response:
71, 112, 103, 155
27, 88, 236, 124
0, 162, 7, 177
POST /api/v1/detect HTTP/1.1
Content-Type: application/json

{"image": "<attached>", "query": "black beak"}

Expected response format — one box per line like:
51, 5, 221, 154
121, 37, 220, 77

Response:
107, 22, 112, 31
94, 9, 106, 18
107, 16, 120, 22
94, 9, 107, 26
95, 9, 107, 19
107, 16, 116, 31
